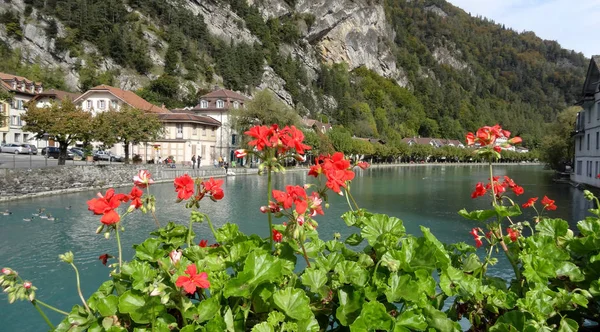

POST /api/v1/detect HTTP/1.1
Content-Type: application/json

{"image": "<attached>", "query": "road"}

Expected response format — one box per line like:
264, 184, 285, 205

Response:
0, 152, 118, 169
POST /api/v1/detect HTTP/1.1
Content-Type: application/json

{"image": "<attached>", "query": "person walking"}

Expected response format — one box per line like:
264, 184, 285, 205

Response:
197, 156, 202, 168
191, 155, 196, 169
224, 161, 229, 175
213, 159, 218, 168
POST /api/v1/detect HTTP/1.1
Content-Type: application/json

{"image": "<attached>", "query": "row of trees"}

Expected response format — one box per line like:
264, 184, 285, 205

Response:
21, 99, 163, 165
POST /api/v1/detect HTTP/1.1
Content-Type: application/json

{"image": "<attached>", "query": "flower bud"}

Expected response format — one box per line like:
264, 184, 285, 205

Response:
59, 251, 74, 264
294, 154, 306, 162
169, 250, 182, 265
333, 232, 341, 240
1, 268, 11, 275
105, 232, 111, 240
260, 206, 268, 213
584, 190, 595, 201
141, 206, 148, 213
23, 282, 32, 289
96, 225, 104, 234
325, 203, 330, 209
127, 204, 136, 213
150, 287, 161, 297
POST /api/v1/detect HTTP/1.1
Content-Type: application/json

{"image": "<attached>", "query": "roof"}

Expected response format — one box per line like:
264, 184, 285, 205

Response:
75, 85, 169, 113
30, 89, 80, 102
0, 72, 41, 85
200, 89, 248, 101
581, 55, 600, 98
0, 72, 42, 95
157, 113, 221, 126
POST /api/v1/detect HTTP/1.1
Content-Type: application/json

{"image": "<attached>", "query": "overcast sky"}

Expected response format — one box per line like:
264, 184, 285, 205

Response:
448, 0, 600, 57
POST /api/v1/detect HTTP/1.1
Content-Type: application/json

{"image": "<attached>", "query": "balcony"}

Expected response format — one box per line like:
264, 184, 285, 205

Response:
572, 112, 585, 136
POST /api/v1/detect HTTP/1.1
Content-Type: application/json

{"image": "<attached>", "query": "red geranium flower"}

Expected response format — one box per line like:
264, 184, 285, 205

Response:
466, 132, 476, 146
175, 264, 210, 294
128, 186, 144, 211
199, 240, 208, 248
202, 178, 224, 200
272, 185, 308, 214
280, 125, 311, 155
174, 174, 195, 200
471, 182, 487, 198
357, 161, 370, 170
470, 228, 483, 248
23, 282, 32, 289
493, 146, 502, 153
133, 169, 154, 188
541, 196, 557, 211
272, 229, 283, 243
512, 185, 524, 196
245, 125, 273, 151
507, 228, 520, 242
234, 149, 247, 158
522, 197, 538, 208
87, 188, 128, 225
98, 254, 113, 266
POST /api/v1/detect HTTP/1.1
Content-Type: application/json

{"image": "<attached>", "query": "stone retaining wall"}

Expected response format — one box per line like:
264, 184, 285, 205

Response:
0, 165, 258, 201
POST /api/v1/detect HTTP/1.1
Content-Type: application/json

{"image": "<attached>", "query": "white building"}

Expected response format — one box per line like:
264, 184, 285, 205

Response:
189, 89, 249, 163
0, 72, 43, 145
573, 56, 600, 186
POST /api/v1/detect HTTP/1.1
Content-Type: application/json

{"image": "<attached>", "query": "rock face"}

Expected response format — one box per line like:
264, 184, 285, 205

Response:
186, 0, 259, 45
432, 46, 470, 72
295, 0, 409, 87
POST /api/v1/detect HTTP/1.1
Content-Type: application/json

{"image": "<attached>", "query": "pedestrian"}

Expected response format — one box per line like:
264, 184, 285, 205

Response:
191, 155, 196, 169
197, 156, 202, 168
224, 161, 229, 174
213, 159, 218, 168
218, 156, 223, 167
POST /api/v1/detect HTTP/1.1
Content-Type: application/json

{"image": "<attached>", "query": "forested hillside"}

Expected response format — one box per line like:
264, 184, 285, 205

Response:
0, 0, 588, 147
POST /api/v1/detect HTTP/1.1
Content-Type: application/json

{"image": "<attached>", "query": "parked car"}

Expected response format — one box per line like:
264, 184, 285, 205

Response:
41, 146, 74, 159
1, 143, 37, 154
69, 148, 84, 159
21, 144, 38, 155
93, 151, 123, 162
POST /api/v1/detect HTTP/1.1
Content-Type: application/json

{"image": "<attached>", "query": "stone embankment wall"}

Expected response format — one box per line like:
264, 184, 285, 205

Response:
0, 165, 257, 201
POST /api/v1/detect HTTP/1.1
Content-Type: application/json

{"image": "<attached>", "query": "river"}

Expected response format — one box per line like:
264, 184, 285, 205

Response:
0, 165, 591, 330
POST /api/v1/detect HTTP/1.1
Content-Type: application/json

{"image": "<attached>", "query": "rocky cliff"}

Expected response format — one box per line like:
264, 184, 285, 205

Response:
0, 0, 411, 105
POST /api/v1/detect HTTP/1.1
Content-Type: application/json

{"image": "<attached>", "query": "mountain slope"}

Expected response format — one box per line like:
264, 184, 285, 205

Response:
0, 0, 588, 146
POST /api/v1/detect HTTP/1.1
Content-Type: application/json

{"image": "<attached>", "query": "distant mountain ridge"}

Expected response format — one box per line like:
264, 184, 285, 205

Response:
0, 0, 588, 145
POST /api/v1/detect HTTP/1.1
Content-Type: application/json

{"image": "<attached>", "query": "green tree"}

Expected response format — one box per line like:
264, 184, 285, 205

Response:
539, 106, 580, 170
93, 106, 163, 163
22, 99, 93, 165
231, 89, 300, 136
0, 90, 13, 128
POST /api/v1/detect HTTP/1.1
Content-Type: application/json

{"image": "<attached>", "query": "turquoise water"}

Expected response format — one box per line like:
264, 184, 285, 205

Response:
0, 165, 591, 330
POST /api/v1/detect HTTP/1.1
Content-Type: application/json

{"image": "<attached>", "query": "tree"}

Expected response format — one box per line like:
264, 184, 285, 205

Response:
231, 89, 300, 136
0, 90, 13, 128
539, 106, 580, 170
93, 106, 163, 163
22, 99, 93, 165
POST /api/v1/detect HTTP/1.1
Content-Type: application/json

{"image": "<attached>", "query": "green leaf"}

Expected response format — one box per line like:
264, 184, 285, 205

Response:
336, 286, 364, 326
345, 233, 364, 246
224, 307, 235, 332
133, 238, 166, 262
458, 208, 496, 221
555, 261, 584, 282
184, 296, 220, 323
150, 222, 187, 247
89, 293, 118, 317
385, 274, 419, 303
558, 318, 579, 332
334, 261, 369, 287
536, 218, 569, 239
396, 309, 427, 331
216, 223, 242, 243
118, 290, 164, 324
251, 323, 274, 332
301, 268, 328, 293
223, 251, 282, 298
315, 252, 344, 271
494, 204, 522, 218
349, 301, 395, 331
422, 304, 461, 332
121, 261, 157, 291
577, 217, 600, 236
361, 213, 405, 246
490, 311, 529, 332
273, 287, 313, 321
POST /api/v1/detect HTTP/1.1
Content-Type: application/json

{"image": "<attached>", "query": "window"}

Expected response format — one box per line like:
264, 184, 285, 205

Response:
233, 101, 239, 109
87, 100, 93, 109
14, 133, 20, 142
176, 123, 183, 134
11, 81, 16, 89
216, 100, 224, 108
98, 100, 106, 109
200, 100, 208, 108
211, 128, 215, 136
111, 100, 118, 109
587, 134, 590, 150
202, 126, 207, 136
23, 134, 28, 142
597, 132, 599, 150
589, 110, 591, 123
579, 137, 582, 151
192, 124, 197, 135
596, 161, 599, 178
232, 134, 237, 145
11, 115, 17, 126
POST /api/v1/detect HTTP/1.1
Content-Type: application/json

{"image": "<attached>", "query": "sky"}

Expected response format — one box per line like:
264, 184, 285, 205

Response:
448, 0, 600, 57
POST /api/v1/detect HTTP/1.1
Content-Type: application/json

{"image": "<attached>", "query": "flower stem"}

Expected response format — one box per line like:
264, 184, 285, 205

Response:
187, 217, 194, 247
489, 161, 497, 206
146, 187, 160, 228
299, 241, 311, 268
32, 301, 54, 329
347, 187, 360, 210
36, 300, 69, 315
267, 165, 274, 248
344, 189, 354, 212
203, 214, 218, 242
70, 263, 91, 313
115, 225, 123, 272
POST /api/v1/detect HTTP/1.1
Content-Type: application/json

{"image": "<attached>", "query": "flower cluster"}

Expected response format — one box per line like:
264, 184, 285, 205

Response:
470, 228, 483, 248
466, 124, 522, 147
471, 176, 524, 199
308, 152, 356, 194
174, 175, 224, 202
175, 264, 210, 295
267, 185, 325, 239
236, 124, 311, 157
521, 196, 557, 212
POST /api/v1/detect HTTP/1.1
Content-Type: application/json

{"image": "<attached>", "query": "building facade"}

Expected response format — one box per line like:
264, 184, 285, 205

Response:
572, 56, 600, 186
0, 73, 43, 145
190, 89, 248, 163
